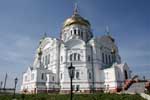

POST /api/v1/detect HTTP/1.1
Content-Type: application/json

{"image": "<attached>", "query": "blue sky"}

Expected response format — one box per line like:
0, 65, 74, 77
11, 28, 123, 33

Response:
0, 0, 149, 89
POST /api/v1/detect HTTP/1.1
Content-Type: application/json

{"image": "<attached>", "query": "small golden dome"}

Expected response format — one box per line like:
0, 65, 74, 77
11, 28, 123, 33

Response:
63, 14, 90, 28
38, 48, 42, 56
111, 48, 116, 54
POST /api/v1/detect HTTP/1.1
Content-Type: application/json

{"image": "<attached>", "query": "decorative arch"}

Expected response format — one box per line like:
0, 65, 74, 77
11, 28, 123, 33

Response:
64, 38, 85, 49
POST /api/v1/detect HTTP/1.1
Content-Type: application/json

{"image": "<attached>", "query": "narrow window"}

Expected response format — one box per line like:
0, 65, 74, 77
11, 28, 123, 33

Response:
76, 85, 80, 91
102, 53, 104, 63
45, 56, 47, 65
47, 55, 49, 64
105, 54, 108, 64
89, 72, 92, 79
41, 73, 44, 80
78, 30, 80, 36
45, 55, 48, 65
88, 56, 91, 62
81, 31, 83, 39
74, 30, 76, 35
78, 54, 80, 61
74, 53, 77, 61
52, 76, 55, 81
76, 71, 80, 79
70, 54, 72, 61
47, 55, 48, 65
108, 55, 111, 64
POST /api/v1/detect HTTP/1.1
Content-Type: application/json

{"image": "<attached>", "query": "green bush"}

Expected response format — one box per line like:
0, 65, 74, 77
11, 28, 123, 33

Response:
0, 93, 146, 100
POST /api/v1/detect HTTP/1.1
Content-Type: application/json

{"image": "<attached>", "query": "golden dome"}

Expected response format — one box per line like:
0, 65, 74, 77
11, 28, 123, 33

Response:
63, 13, 90, 28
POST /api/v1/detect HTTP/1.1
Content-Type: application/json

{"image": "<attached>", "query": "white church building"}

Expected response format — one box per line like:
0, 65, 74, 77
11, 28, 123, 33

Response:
21, 7, 131, 94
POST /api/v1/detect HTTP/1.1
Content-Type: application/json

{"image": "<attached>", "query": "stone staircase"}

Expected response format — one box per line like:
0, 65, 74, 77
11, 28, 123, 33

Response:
124, 82, 146, 93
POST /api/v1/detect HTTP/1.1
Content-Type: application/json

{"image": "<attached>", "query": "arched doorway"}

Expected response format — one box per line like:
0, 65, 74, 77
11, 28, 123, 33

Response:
124, 70, 128, 80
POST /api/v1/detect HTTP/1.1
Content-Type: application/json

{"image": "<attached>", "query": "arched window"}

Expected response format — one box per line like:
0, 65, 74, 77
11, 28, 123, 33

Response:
70, 53, 81, 61
124, 70, 128, 79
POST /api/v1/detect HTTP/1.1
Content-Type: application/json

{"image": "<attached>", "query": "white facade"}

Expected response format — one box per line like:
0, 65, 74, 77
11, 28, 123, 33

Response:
21, 8, 131, 93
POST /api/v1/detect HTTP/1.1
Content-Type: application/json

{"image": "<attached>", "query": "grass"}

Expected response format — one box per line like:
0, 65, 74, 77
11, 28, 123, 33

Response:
0, 93, 146, 100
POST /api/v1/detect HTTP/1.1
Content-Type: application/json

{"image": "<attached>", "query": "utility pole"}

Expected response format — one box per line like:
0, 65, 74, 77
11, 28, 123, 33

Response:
13, 77, 18, 98
68, 63, 75, 100
0, 81, 3, 92
0, 81, 3, 88
3, 73, 7, 90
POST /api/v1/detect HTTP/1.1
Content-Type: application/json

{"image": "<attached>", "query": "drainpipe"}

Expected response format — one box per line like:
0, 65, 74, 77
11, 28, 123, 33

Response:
57, 42, 61, 91
91, 46, 95, 93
